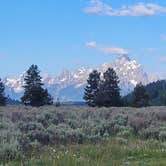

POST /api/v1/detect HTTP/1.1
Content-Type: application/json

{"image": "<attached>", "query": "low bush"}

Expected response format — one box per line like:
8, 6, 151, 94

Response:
117, 128, 133, 138
159, 131, 166, 141
0, 141, 21, 161
129, 115, 149, 133
140, 127, 160, 139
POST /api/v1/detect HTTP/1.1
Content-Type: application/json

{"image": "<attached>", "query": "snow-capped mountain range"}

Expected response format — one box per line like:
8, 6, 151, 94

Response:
3, 55, 157, 101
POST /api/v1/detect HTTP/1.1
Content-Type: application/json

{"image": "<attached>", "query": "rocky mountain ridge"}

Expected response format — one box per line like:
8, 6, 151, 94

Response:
3, 56, 157, 101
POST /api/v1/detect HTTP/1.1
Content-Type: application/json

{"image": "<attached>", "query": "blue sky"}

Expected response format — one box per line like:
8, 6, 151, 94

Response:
0, 0, 166, 78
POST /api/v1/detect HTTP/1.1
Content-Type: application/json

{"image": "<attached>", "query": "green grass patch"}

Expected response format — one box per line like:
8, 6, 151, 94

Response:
3, 137, 166, 166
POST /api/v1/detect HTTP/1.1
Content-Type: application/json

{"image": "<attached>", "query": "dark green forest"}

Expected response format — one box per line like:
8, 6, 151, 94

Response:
123, 80, 166, 107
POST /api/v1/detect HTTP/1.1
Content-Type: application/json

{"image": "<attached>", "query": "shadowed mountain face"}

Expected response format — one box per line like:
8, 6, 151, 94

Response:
3, 56, 157, 101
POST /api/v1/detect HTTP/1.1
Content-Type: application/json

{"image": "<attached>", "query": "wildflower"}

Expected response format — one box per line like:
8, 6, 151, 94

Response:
65, 150, 69, 154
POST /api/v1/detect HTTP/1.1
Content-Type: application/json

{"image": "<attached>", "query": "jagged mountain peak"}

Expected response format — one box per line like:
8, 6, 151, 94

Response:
100, 55, 140, 73
117, 55, 131, 61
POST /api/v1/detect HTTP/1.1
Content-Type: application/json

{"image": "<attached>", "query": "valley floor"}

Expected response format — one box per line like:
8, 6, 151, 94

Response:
1, 106, 166, 165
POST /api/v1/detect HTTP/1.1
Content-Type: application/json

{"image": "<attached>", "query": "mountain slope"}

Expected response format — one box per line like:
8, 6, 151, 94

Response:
3, 56, 157, 101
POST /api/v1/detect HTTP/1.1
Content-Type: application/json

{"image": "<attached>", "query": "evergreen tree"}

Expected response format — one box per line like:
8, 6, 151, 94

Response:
0, 78, 7, 106
43, 89, 53, 105
122, 80, 166, 106
95, 68, 121, 107
83, 70, 101, 107
132, 83, 149, 107
21, 65, 53, 107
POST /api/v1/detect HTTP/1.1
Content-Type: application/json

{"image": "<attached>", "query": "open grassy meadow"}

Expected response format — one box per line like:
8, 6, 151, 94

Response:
1, 106, 166, 165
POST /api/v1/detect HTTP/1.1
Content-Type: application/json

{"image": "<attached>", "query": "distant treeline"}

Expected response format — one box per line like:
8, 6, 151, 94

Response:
123, 80, 166, 107
84, 69, 166, 107
0, 65, 166, 107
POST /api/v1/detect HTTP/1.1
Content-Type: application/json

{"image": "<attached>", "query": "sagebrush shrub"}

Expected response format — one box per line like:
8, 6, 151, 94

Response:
129, 116, 149, 133
117, 128, 133, 138
156, 111, 166, 121
159, 131, 166, 141
140, 127, 160, 139
0, 141, 21, 161
1, 105, 166, 162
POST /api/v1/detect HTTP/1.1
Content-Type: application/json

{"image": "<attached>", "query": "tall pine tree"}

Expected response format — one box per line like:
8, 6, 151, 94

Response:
21, 65, 53, 107
0, 78, 7, 106
83, 70, 101, 107
96, 68, 121, 107
132, 83, 149, 107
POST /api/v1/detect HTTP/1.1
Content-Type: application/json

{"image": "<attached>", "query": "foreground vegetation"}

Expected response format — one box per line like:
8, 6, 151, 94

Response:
1, 106, 166, 165
4, 137, 166, 166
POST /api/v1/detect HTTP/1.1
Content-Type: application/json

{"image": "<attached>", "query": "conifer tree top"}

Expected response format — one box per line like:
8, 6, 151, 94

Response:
21, 65, 53, 107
